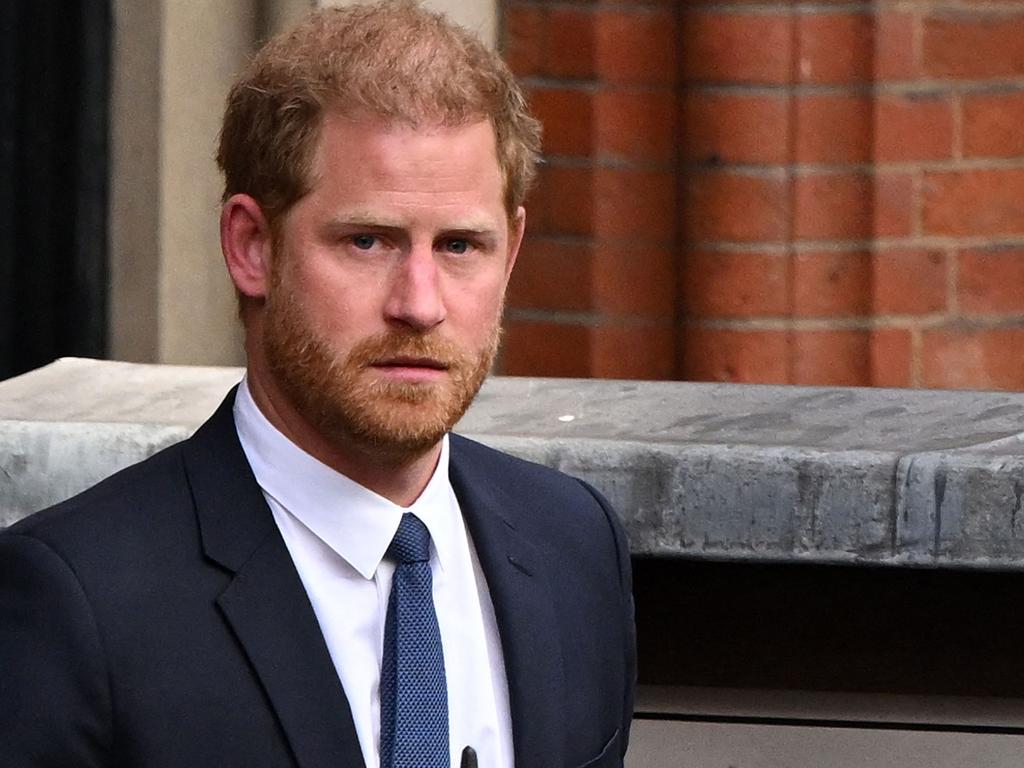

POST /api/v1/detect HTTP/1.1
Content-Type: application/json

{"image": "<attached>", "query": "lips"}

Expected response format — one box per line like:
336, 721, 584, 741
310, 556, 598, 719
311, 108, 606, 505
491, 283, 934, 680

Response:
371, 356, 449, 370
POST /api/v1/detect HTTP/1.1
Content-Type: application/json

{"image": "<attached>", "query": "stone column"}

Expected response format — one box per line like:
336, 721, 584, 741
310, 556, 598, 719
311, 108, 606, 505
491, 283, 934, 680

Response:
109, 1, 259, 365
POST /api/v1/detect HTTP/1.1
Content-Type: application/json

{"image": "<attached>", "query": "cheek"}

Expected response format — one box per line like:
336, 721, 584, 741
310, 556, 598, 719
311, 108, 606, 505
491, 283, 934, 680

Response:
446, 263, 510, 306
296, 264, 376, 328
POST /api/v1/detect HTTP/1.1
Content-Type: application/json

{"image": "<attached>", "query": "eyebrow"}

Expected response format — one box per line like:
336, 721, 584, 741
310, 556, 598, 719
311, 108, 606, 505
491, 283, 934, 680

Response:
324, 213, 404, 231
323, 213, 500, 238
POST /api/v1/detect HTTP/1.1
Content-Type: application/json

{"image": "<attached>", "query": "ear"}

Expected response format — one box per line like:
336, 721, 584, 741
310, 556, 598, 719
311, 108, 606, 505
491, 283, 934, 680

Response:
504, 206, 526, 281
221, 194, 274, 299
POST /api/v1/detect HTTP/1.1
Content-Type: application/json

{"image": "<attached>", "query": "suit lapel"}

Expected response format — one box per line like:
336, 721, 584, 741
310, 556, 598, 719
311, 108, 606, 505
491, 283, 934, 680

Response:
450, 437, 566, 768
182, 391, 365, 768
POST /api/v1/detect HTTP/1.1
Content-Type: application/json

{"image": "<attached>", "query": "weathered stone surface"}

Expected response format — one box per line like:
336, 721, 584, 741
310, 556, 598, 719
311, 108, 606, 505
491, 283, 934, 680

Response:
4, 358, 1024, 569
0, 359, 242, 527
0, 421, 189, 528
896, 451, 1024, 566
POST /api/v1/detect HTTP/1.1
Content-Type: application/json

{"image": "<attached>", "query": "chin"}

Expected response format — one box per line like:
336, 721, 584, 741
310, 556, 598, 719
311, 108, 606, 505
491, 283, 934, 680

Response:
325, 386, 472, 461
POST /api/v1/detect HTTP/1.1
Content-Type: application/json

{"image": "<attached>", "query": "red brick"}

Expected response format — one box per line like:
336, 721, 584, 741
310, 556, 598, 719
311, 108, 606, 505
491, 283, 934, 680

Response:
795, 93, 872, 164
923, 169, 1024, 237
680, 11, 792, 85
508, 240, 675, 318
794, 172, 873, 240
507, 238, 592, 312
593, 325, 676, 379
594, 167, 676, 241
923, 13, 1024, 79
963, 91, 1024, 158
686, 0, 791, 4
532, 164, 593, 237
792, 330, 871, 386
875, 11, 919, 81
503, 6, 544, 76
546, 8, 596, 79
503, 319, 677, 379
779, 172, 917, 242
502, 321, 592, 377
870, 328, 913, 388
681, 250, 788, 318
792, 250, 871, 318
595, 9, 678, 86
681, 170, 790, 243
873, 248, 947, 315
529, 87, 594, 157
679, 91, 789, 165
958, 247, 1024, 314
921, 327, 1024, 390
602, 0, 676, 6
796, 13, 874, 85
874, 94, 954, 162
686, 0, 847, 4
593, 243, 675, 317
596, 89, 677, 164
680, 327, 790, 383
874, 173, 915, 238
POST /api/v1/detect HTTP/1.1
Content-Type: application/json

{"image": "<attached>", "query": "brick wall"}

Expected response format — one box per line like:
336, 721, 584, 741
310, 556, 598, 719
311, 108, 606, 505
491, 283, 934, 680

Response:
499, 0, 1024, 390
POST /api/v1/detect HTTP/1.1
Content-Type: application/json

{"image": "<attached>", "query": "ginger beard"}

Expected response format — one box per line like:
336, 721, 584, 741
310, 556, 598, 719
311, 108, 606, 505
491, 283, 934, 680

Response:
261, 256, 501, 462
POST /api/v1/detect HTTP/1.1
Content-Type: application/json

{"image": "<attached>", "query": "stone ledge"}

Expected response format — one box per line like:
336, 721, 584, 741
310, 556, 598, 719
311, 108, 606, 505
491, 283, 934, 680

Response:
3, 358, 1024, 570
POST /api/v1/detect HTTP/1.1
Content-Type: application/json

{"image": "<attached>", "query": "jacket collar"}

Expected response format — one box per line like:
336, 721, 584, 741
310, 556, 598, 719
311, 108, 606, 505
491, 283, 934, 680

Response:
450, 435, 566, 768
182, 389, 365, 768
182, 393, 566, 768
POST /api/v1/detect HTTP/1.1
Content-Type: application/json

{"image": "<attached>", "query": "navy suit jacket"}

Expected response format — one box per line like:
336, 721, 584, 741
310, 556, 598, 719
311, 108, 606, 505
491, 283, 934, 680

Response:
0, 392, 636, 767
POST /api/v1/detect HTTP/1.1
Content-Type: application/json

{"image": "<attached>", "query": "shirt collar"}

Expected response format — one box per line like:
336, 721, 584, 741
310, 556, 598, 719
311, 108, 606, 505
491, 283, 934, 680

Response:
233, 377, 454, 579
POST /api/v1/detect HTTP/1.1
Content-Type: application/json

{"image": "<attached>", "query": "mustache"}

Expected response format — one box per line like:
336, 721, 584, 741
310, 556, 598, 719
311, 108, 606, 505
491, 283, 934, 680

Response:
347, 332, 470, 368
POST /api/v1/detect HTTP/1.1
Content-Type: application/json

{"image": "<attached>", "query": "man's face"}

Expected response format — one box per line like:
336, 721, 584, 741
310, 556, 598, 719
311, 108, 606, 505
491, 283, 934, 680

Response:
261, 113, 523, 460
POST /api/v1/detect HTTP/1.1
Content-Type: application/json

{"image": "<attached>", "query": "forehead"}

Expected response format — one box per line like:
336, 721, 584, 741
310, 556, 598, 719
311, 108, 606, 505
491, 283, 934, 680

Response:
308, 112, 504, 201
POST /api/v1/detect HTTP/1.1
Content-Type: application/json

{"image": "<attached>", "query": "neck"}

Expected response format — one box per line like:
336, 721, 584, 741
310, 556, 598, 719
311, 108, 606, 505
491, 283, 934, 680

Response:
244, 364, 442, 508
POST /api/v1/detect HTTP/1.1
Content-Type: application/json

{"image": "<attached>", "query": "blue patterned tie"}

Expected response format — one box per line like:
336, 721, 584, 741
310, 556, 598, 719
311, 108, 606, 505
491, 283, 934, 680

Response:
380, 513, 449, 768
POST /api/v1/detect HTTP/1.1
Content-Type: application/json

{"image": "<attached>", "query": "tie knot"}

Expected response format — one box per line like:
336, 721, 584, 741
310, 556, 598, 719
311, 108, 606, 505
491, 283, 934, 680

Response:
388, 514, 431, 564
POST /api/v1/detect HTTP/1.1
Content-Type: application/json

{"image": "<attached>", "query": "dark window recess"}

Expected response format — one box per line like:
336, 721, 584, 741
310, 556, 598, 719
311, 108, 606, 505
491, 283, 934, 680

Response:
634, 556, 1024, 697
0, 0, 111, 381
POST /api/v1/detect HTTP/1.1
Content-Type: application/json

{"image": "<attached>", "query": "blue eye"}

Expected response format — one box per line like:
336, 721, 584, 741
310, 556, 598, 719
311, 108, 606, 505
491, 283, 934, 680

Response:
445, 239, 469, 254
352, 234, 376, 250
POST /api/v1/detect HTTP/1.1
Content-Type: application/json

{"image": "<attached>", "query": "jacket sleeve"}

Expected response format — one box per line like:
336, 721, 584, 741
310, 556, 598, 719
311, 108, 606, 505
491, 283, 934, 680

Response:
0, 533, 111, 767
578, 481, 637, 763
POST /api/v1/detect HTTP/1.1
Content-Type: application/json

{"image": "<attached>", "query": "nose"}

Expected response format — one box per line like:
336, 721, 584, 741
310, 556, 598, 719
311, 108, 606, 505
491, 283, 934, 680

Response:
384, 244, 446, 332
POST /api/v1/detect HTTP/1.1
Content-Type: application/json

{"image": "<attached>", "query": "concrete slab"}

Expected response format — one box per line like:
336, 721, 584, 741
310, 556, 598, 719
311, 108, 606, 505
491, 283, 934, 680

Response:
4, 358, 1024, 569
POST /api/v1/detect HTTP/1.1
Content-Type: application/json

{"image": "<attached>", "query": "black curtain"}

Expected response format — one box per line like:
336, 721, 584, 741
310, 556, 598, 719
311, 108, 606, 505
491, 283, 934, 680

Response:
0, 0, 111, 381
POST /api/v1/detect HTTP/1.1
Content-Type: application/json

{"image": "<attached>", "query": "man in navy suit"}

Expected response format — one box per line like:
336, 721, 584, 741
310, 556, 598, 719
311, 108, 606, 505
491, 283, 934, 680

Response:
0, 4, 635, 767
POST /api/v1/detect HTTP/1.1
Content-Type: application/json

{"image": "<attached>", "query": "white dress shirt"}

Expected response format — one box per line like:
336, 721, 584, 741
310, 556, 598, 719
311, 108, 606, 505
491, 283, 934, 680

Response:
233, 379, 514, 768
